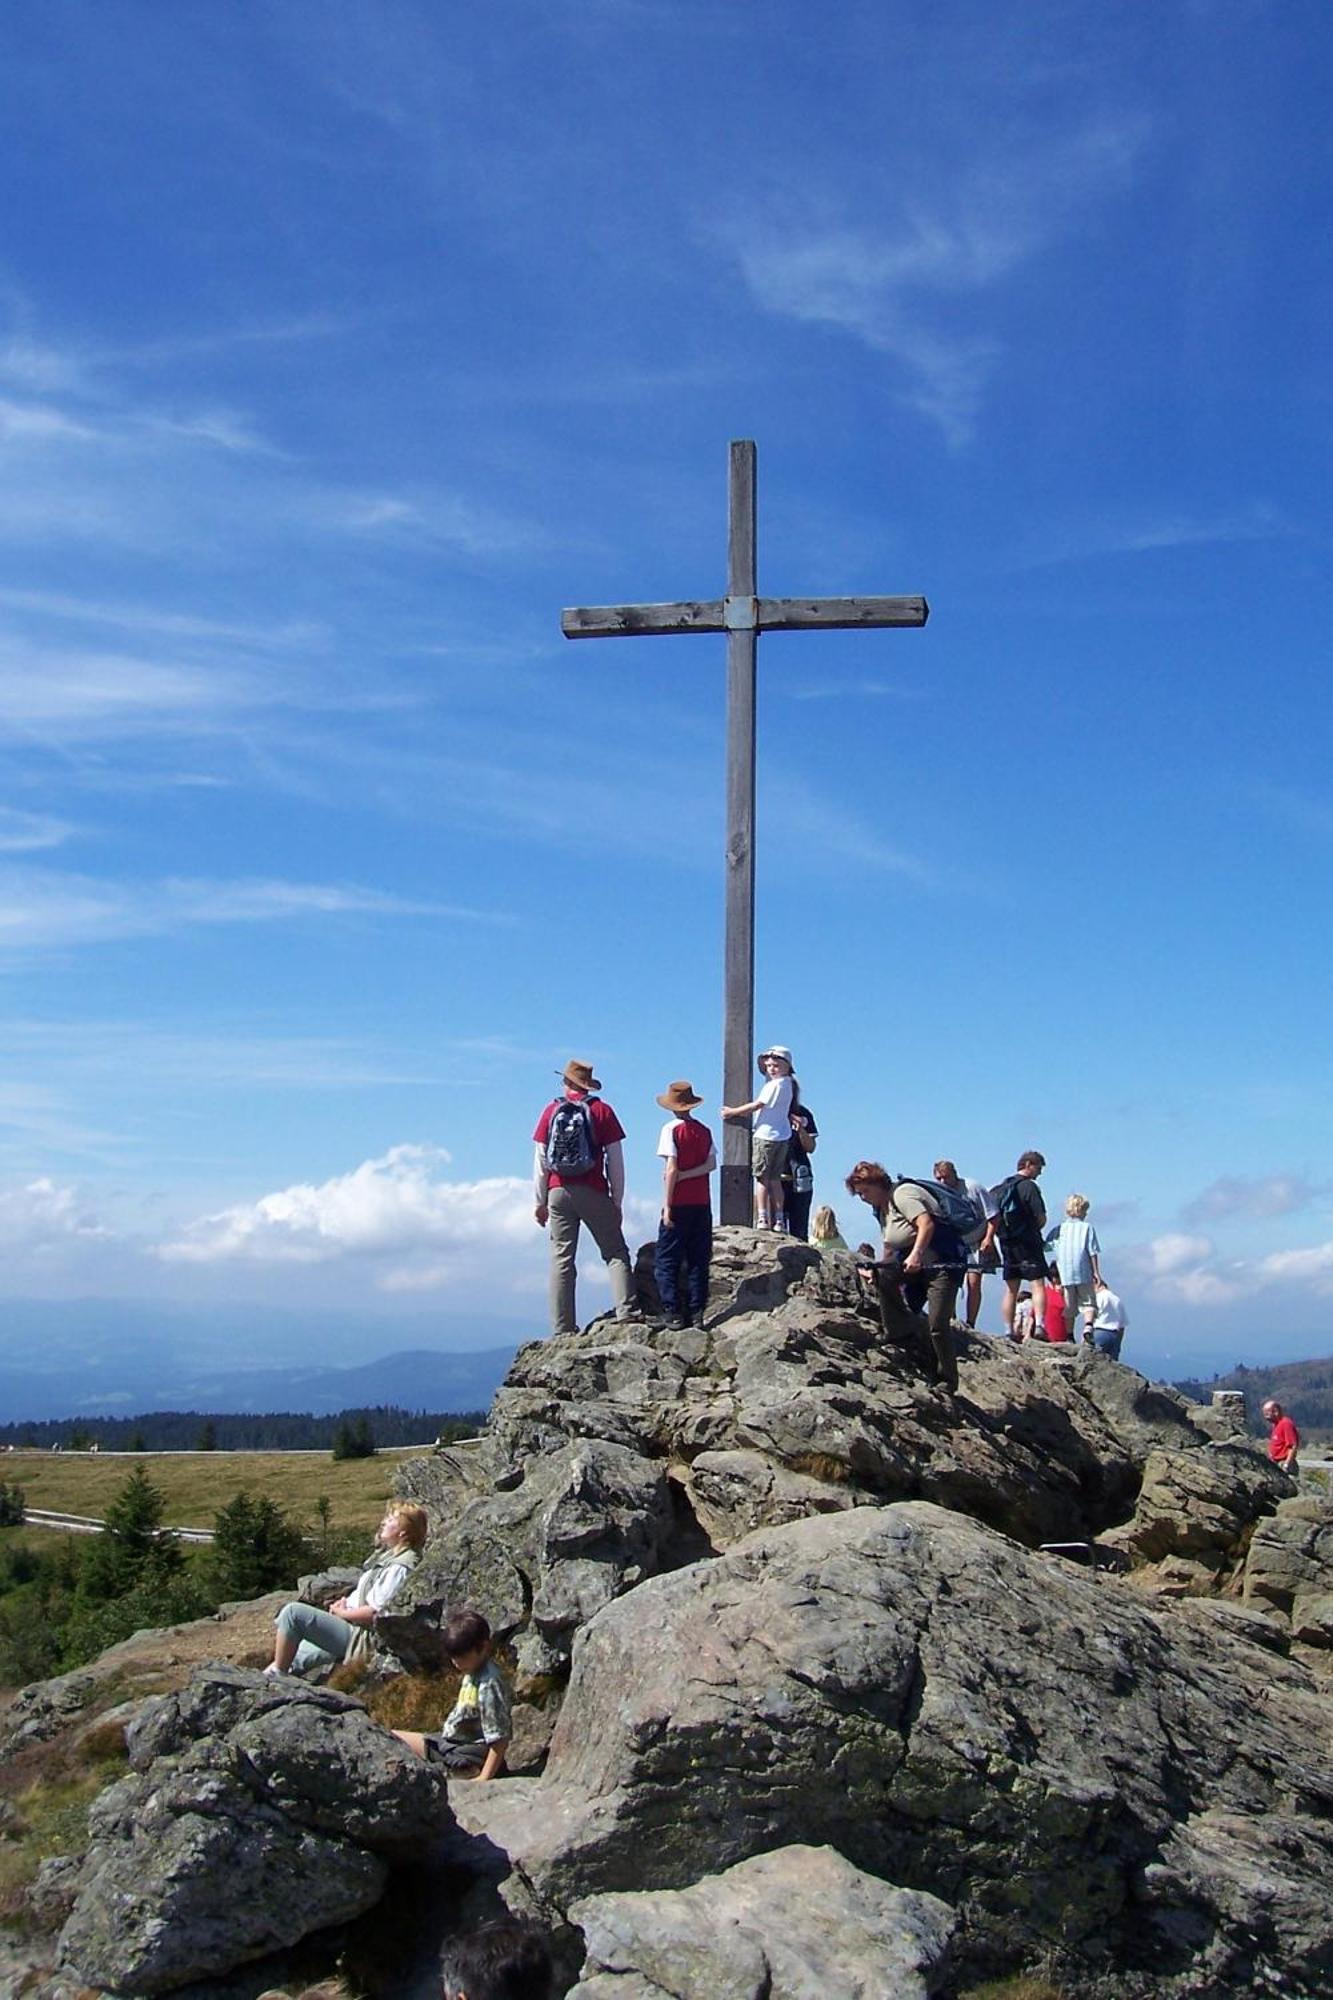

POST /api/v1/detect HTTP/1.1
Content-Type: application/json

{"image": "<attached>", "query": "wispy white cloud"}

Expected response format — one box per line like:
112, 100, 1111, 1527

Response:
0, 320, 545, 561
0, 1018, 440, 1095
0, 867, 499, 954
318, 486, 549, 558
0, 587, 327, 652
0, 644, 260, 740
1183, 1173, 1326, 1226
765, 776, 932, 883
1010, 502, 1287, 571
721, 117, 1147, 444
0, 806, 77, 853
789, 678, 920, 704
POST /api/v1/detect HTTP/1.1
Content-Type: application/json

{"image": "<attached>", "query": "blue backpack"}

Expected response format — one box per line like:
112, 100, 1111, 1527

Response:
993, 1175, 1039, 1243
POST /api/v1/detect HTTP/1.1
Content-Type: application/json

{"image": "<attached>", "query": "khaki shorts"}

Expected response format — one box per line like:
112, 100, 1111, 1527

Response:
752, 1136, 789, 1181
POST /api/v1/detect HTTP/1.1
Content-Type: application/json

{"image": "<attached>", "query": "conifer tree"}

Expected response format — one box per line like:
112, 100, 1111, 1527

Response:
80, 1465, 181, 1601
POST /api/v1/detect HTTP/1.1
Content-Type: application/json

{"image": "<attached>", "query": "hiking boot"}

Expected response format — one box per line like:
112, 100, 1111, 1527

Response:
930, 1331, 959, 1396
664, 1312, 688, 1331
691, 1309, 707, 1330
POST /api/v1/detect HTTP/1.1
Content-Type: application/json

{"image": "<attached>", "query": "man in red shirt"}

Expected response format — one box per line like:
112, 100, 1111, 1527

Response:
533, 1060, 640, 1337
1262, 1398, 1300, 1473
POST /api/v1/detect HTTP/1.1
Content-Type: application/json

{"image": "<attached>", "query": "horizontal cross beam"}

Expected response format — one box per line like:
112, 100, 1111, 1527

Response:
561, 593, 929, 640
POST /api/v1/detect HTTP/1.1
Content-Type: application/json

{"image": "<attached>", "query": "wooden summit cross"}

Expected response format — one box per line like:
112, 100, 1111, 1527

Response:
562, 439, 928, 1226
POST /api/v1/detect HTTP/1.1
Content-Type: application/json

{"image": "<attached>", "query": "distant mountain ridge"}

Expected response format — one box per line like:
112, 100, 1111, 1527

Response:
1174, 1354, 1333, 1434
0, 1343, 519, 1423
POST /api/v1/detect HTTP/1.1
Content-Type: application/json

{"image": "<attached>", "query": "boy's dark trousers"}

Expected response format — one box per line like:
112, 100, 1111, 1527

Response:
655, 1206, 713, 1317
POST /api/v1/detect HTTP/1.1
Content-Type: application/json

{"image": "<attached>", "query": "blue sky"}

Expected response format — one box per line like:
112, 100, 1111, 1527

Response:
1, 0, 1331, 1384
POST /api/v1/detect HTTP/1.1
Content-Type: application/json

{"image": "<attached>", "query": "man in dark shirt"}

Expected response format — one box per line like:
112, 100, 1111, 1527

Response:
993, 1150, 1048, 1344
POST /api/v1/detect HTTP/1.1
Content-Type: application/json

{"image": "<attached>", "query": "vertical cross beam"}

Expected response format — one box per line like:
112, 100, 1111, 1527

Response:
722, 442, 757, 1225
561, 439, 927, 1233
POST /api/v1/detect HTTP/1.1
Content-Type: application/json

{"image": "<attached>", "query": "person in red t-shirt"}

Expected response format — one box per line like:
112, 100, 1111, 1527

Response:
1262, 1398, 1300, 1473
1043, 1282, 1069, 1343
653, 1081, 717, 1331
533, 1060, 640, 1337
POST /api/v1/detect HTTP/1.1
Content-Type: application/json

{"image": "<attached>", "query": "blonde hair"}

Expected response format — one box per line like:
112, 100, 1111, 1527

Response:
1065, 1193, 1090, 1219
811, 1205, 840, 1242
386, 1501, 429, 1550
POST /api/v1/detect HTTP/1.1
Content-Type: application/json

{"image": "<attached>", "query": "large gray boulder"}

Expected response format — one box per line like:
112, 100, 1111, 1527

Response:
392, 1231, 1245, 1682
390, 1435, 682, 1679
567, 1844, 956, 1999
455, 1502, 1333, 1996
1244, 1494, 1333, 1643
1101, 1440, 1291, 1572
57, 1666, 453, 1996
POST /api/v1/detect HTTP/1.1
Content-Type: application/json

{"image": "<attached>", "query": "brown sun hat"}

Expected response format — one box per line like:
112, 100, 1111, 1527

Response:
558, 1060, 602, 1093
656, 1080, 704, 1111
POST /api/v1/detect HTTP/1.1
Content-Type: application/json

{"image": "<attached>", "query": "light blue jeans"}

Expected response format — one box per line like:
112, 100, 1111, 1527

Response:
276, 1599, 354, 1672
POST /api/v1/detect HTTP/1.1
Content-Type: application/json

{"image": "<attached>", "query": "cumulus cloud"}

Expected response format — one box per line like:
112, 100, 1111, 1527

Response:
1257, 1243, 1333, 1295
157, 1144, 540, 1291
156, 1144, 661, 1301
1117, 1223, 1333, 1311
0, 1176, 108, 1249
1116, 1232, 1249, 1308
1143, 1233, 1216, 1276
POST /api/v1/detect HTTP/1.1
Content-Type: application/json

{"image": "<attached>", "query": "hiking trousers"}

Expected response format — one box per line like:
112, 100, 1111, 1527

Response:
276, 1599, 354, 1672
548, 1182, 634, 1334
875, 1262, 961, 1393
655, 1205, 712, 1316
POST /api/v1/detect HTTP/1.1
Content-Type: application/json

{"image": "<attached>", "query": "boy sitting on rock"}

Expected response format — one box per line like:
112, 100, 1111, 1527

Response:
394, 1608, 511, 1781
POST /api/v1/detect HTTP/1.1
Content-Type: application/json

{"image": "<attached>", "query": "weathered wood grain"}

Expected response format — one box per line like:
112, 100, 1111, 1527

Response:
561, 601, 725, 638
722, 441, 758, 1225
758, 594, 928, 630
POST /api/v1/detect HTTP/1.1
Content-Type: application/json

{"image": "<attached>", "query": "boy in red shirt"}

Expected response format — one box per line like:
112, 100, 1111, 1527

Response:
654, 1081, 716, 1331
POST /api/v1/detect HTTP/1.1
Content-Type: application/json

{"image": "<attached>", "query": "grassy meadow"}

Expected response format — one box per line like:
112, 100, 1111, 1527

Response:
2, 1446, 428, 1536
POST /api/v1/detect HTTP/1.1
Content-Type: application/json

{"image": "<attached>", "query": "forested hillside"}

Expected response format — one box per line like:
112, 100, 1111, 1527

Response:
1174, 1357, 1333, 1437
0, 1406, 484, 1453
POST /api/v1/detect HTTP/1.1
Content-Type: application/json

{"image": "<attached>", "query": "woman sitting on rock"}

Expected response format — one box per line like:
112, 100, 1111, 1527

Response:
264, 1500, 428, 1678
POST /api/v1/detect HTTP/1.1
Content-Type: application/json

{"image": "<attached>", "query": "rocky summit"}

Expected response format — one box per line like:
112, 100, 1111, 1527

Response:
14, 1229, 1333, 1998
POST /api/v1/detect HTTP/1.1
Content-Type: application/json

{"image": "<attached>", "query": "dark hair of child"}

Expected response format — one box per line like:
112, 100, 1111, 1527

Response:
442, 1608, 491, 1658
439, 1917, 552, 2000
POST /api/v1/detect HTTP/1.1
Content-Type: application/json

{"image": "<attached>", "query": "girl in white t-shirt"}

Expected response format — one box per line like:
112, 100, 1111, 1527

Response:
722, 1045, 797, 1229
